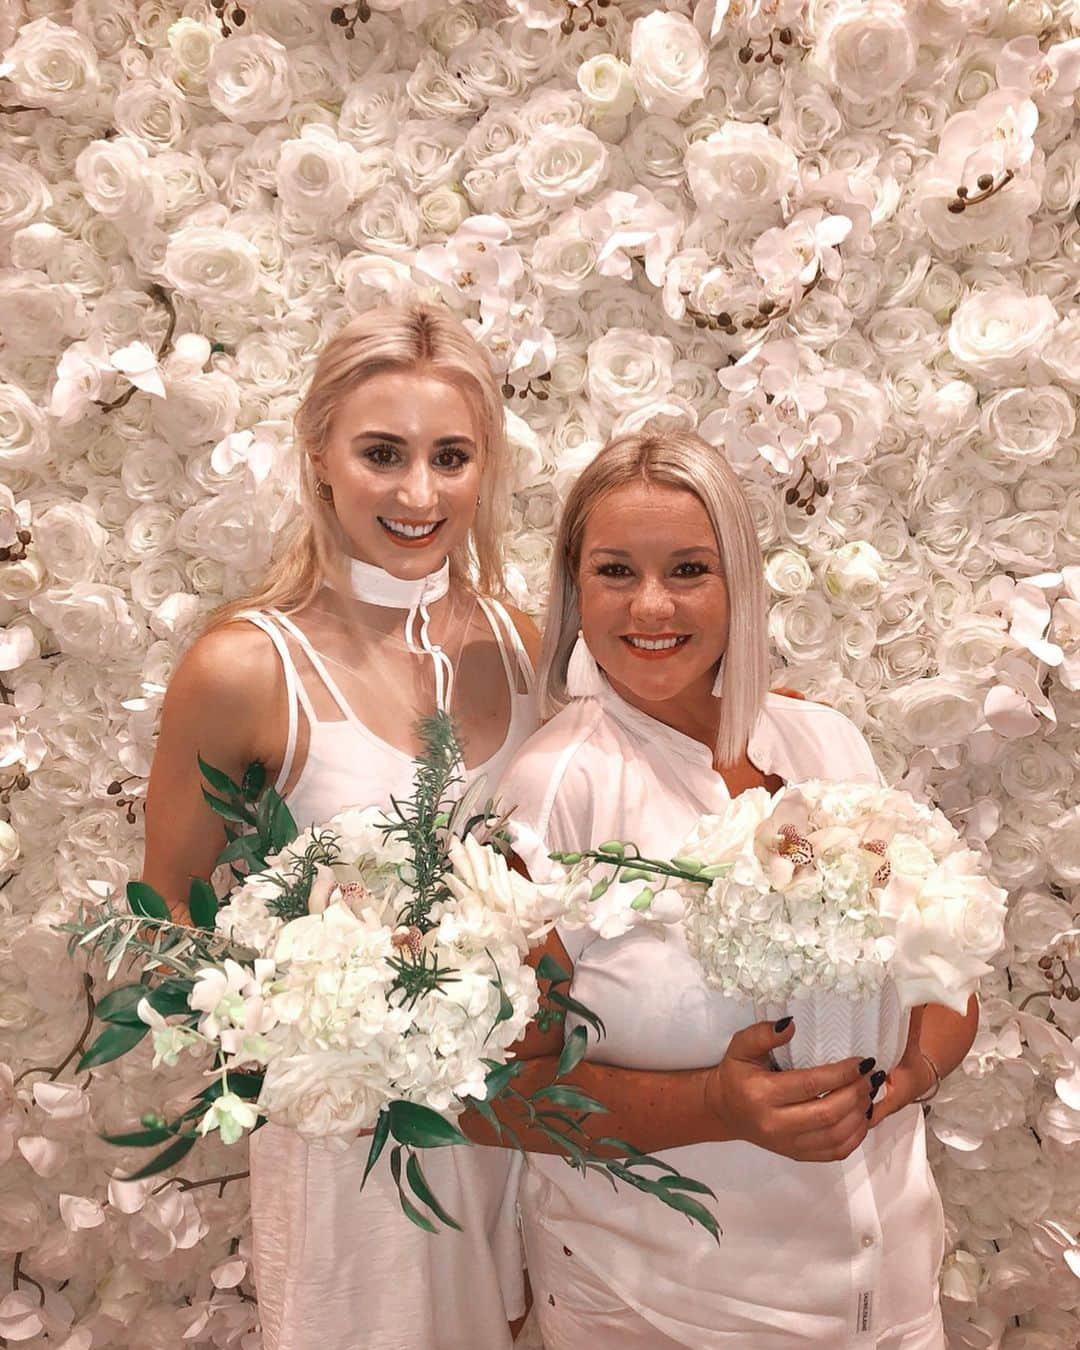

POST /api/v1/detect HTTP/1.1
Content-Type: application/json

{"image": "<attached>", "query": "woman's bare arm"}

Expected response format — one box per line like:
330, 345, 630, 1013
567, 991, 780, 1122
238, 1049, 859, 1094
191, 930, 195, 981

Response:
142, 624, 285, 922
462, 932, 879, 1162
869, 996, 979, 1127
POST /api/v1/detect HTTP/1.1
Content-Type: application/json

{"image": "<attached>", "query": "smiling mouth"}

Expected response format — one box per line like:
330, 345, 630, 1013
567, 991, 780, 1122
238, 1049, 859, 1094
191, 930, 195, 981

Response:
378, 517, 445, 546
621, 634, 691, 658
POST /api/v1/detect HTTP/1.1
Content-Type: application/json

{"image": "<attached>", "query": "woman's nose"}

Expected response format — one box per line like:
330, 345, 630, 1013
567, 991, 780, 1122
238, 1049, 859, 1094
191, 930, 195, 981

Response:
396, 460, 436, 512
628, 577, 676, 624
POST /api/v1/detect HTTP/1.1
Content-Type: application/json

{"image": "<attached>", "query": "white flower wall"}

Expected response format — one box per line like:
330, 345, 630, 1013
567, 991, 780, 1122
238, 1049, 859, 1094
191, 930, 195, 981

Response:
0, 0, 1078, 1343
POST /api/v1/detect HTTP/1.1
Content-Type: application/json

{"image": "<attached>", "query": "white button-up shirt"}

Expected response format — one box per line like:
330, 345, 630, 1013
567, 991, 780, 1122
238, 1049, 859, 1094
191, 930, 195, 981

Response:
502, 687, 945, 1349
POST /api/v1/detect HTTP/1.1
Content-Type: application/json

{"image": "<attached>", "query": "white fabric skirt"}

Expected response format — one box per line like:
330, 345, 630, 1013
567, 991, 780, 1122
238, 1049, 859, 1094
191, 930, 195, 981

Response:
250, 1123, 525, 1350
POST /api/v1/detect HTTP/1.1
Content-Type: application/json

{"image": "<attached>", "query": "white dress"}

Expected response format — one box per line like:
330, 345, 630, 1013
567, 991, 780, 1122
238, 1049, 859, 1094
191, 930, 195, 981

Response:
501, 685, 946, 1350
237, 599, 536, 1350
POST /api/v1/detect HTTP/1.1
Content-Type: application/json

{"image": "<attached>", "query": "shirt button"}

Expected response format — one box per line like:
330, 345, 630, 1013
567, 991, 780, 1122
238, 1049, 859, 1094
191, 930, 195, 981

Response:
861, 1234, 875, 1249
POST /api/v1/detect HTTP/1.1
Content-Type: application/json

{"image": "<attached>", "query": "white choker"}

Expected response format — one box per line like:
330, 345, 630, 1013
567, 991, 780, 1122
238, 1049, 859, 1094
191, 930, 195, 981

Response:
343, 556, 450, 609
338, 556, 454, 713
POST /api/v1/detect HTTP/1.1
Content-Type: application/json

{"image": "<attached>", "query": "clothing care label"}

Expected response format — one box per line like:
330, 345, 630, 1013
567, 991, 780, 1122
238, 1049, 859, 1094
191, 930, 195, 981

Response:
855, 1290, 874, 1334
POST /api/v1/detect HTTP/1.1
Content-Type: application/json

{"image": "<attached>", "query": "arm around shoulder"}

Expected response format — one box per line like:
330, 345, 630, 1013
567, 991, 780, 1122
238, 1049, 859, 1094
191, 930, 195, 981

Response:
142, 623, 284, 921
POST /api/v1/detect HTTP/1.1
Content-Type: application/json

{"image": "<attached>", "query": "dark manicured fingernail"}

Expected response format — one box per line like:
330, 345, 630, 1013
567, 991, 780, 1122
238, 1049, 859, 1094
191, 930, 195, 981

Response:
865, 1104, 874, 1119
774, 1016, 793, 1033
870, 1070, 887, 1092
858, 1057, 876, 1075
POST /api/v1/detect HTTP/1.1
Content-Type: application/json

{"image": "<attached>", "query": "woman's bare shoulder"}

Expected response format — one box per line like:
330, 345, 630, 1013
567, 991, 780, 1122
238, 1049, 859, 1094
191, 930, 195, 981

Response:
502, 602, 542, 665
165, 620, 283, 720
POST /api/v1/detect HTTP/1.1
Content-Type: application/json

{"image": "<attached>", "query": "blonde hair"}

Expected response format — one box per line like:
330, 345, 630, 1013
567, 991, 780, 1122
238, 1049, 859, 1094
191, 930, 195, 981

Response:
208, 304, 511, 629
538, 429, 769, 766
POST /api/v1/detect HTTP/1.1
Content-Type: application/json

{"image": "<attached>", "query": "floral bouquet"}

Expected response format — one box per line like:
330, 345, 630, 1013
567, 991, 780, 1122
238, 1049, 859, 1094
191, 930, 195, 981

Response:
60, 715, 718, 1238
551, 781, 1008, 1073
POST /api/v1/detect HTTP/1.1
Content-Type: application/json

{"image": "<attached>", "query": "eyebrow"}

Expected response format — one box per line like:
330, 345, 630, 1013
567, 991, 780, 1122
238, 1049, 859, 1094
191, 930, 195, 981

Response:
589, 545, 720, 559
350, 431, 476, 447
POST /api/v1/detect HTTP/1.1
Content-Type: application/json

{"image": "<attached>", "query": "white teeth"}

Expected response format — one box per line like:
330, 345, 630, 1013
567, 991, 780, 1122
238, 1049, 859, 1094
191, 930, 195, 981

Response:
626, 636, 683, 651
379, 518, 441, 539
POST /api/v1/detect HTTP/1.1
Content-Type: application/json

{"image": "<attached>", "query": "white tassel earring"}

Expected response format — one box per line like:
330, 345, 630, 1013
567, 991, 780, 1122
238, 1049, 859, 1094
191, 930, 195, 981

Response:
566, 631, 605, 698
711, 653, 726, 697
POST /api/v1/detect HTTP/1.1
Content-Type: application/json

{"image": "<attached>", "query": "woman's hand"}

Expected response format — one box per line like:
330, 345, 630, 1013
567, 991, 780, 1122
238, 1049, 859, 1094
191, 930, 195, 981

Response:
704, 1019, 881, 1163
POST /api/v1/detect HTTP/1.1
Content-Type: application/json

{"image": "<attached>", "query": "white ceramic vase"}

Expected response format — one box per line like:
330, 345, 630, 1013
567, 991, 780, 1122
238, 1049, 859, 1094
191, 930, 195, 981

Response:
756, 977, 910, 1073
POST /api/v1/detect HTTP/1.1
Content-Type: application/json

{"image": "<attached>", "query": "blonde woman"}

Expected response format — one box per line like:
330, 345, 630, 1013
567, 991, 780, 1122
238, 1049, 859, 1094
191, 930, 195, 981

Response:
494, 431, 977, 1350
142, 305, 539, 1350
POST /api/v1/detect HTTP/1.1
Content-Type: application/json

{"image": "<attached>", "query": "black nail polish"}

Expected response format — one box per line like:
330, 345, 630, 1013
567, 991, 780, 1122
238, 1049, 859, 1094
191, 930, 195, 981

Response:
774, 1016, 793, 1033
870, 1070, 887, 1092
865, 1104, 874, 1120
858, 1057, 876, 1075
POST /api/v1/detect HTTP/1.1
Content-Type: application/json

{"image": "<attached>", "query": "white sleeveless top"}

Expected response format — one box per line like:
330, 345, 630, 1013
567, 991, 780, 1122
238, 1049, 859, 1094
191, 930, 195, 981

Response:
236, 596, 537, 1350
502, 686, 946, 1350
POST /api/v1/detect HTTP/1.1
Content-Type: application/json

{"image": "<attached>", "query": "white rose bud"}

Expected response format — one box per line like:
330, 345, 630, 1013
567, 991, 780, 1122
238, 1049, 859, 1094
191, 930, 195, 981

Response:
822, 542, 890, 606
577, 55, 636, 118
764, 549, 813, 596
629, 12, 708, 118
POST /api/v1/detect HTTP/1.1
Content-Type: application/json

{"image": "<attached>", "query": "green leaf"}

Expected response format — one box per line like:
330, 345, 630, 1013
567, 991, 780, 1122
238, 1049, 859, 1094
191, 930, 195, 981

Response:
188, 878, 218, 930
655, 1188, 722, 1241
482, 1059, 523, 1102
198, 755, 242, 799
387, 1101, 471, 1150
535, 953, 571, 988
95, 984, 148, 1024
535, 1108, 589, 1136
470, 1097, 510, 1145
405, 1151, 462, 1231
201, 789, 255, 825
389, 1146, 437, 1233
103, 1126, 174, 1147
557, 1025, 589, 1079
126, 881, 170, 921
78, 1021, 148, 1071
215, 834, 264, 868
197, 1070, 263, 1104
122, 1133, 197, 1181
146, 981, 195, 1017
361, 1110, 392, 1190
546, 989, 606, 1039
532, 1084, 609, 1115
241, 760, 267, 801
534, 1121, 587, 1169
262, 790, 297, 850
655, 1174, 717, 1196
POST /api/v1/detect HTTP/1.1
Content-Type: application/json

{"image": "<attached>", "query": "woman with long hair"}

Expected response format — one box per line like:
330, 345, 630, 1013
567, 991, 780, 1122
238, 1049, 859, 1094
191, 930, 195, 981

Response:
141, 304, 539, 1350
492, 429, 977, 1349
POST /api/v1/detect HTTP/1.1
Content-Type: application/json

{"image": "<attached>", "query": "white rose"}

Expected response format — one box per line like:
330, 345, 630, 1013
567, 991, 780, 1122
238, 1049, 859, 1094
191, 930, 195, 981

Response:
586, 329, 675, 419
979, 385, 1074, 464
768, 591, 836, 664
0, 382, 49, 471
1038, 314, 1080, 391
114, 77, 188, 150
74, 136, 164, 222
822, 541, 889, 605
392, 120, 467, 193
165, 17, 219, 96
1045, 806, 1080, 887
948, 286, 1058, 383
629, 12, 708, 118
162, 225, 260, 306
0, 272, 84, 357
276, 124, 360, 220
260, 1051, 389, 1138
339, 74, 406, 148
764, 548, 813, 596
29, 583, 140, 661
577, 55, 636, 118
778, 76, 842, 155
686, 120, 797, 221
517, 125, 608, 206
152, 370, 240, 450
920, 379, 977, 439
207, 34, 292, 124
33, 502, 108, 586
1, 18, 100, 112
0, 158, 51, 241
815, 0, 917, 105
885, 675, 984, 749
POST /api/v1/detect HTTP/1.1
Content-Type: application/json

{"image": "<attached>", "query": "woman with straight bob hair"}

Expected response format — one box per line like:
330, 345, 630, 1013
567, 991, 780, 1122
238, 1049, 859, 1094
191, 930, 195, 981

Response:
142, 303, 540, 1350
488, 429, 978, 1349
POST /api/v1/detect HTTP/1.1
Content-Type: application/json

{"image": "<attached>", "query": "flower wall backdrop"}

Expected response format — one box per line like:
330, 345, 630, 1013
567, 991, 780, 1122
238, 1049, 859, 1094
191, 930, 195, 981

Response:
0, 0, 1078, 1344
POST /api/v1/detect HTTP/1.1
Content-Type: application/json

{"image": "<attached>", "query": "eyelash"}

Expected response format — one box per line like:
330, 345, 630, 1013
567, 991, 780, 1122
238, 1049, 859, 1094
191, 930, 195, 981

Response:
363, 445, 471, 471
594, 562, 712, 579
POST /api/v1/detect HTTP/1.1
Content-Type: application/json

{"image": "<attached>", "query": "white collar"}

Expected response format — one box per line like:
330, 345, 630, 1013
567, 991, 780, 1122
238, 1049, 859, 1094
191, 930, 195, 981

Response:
340, 556, 450, 609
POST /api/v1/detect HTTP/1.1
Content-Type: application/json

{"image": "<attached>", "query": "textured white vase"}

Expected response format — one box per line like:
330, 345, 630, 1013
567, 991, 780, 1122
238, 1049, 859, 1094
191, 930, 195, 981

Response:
756, 978, 910, 1073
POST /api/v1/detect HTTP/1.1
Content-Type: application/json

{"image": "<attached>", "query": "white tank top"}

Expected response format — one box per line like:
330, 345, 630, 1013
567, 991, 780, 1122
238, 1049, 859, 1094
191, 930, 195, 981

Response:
234, 595, 537, 828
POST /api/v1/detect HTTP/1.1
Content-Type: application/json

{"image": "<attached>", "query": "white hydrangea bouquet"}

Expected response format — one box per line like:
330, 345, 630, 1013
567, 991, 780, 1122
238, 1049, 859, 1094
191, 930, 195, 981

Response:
60, 716, 717, 1237
552, 781, 1008, 1072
